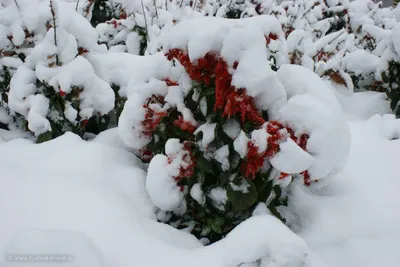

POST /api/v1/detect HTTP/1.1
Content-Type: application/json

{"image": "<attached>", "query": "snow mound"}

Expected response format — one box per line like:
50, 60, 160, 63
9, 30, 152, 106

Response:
0, 133, 324, 267
275, 64, 350, 179
1, 229, 104, 267
290, 115, 400, 267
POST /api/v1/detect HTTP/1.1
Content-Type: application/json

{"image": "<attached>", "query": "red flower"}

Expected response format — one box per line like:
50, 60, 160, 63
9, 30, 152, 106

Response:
266, 33, 278, 45
241, 141, 264, 179
80, 119, 89, 128
140, 148, 153, 163
279, 172, 290, 179
108, 19, 118, 28
164, 78, 179, 86
119, 10, 127, 19
59, 88, 66, 97
240, 121, 311, 182
78, 47, 89, 55
170, 141, 196, 181
173, 116, 196, 134
300, 170, 311, 186
142, 102, 168, 136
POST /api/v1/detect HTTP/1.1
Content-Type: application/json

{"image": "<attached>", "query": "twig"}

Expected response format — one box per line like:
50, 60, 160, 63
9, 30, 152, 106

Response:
75, 0, 79, 11
153, 0, 159, 19
13, 0, 20, 10
313, 30, 345, 59
49, 0, 59, 66
140, 0, 150, 42
192, 0, 198, 10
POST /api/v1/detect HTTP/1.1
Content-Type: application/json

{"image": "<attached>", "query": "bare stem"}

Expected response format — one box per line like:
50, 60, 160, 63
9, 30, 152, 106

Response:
13, 0, 20, 10
140, 0, 150, 43
153, 0, 159, 19
75, 0, 80, 11
49, 0, 59, 66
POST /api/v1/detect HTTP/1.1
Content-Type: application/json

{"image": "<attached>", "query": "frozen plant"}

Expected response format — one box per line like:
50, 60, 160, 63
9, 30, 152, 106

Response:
119, 16, 350, 243
6, 0, 114, 141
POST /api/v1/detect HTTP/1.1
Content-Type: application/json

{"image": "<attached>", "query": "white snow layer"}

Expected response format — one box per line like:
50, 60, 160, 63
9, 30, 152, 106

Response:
275, 64, 350, 179
0, 131, 325, 267
0, 90, 399, 267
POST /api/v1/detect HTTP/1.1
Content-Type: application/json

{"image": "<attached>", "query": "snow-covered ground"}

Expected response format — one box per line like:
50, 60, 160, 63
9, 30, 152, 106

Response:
0, 90, 399, 267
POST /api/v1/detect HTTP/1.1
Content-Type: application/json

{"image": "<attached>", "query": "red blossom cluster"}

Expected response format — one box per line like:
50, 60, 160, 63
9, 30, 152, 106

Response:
78, 47, 89, 55
173, 116, 196, 133
164, 78, 179, 86
166, 49, 217, 86
314, 50, 332, 62
142, 79, 199, 137
107, 19, 120, 28
139, 148, 153, 163
80, 119, 89, 128
165, 49, 264, 125
265, 33, 278, 45
142, 95, 167, 136
241, 121, 288, 179
241, 121, 312, 186
167, 142, 196, 185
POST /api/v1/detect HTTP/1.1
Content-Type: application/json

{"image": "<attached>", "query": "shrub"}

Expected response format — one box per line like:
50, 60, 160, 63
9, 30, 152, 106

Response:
3, 0, 115, 141
119, 17, 349, 243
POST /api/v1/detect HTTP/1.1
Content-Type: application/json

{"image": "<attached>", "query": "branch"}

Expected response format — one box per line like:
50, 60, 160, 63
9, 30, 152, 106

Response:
140, 0, 150, 43
153, 0, 159, 19
49, 0, 59, 66
13, 0, 20, 10
192, 0, 198, 10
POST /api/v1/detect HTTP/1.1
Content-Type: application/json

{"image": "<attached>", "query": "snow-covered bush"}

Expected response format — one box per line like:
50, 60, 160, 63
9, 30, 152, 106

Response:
0, 0, 398, 140
2, 0, 114, 141
118, 16, 350, 243
379, 22, 400, 117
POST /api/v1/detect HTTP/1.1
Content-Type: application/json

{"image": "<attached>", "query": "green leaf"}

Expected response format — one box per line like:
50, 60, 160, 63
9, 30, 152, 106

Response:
200, 86, 215, 98
197, 155, 215, 175
227, 179, 258, 213
257, 179, 273, 202
36, 131, 52, 143
218, 171, 231, 186
243, 121, 256, 133
207, 217, 225, 234
267, 185, 285, 222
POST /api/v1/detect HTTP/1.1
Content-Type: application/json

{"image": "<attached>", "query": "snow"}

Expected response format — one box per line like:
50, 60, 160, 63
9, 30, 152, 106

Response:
160, 15, 282, 61
229, 180, 250, 194
194, 122, 217, 149
0, 131, 326, 267
393, 22, 400, 56
190, 183, 205, 205
269, 138, 315, 174
208, 187, 228, 211
342, 50, 380, 76
0, 89, 400, 267
214, 145, 230, 171
233, 130, 250, 158
146, 153, 184, 211
88, 52, 171, 97
289, 114, 400, 267
2, 229, 104, 267
275, 65, 350, 180
1, 1, 400, 266
223, 119, 241, 139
